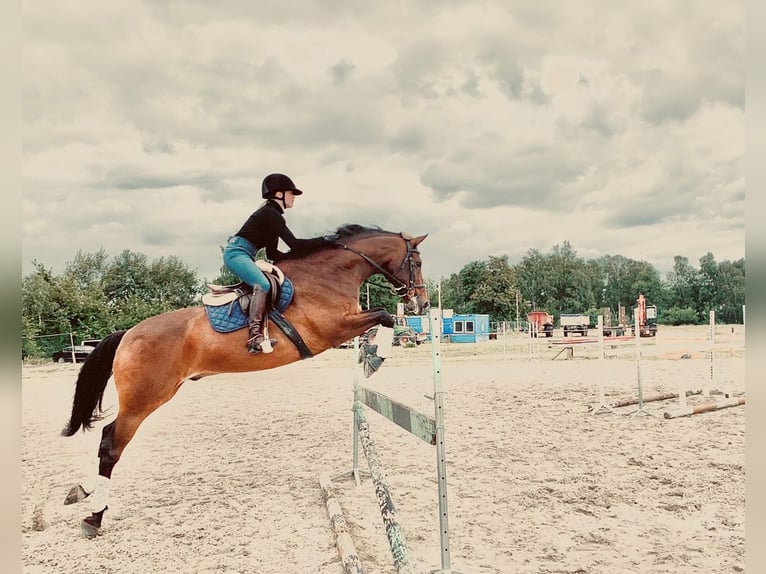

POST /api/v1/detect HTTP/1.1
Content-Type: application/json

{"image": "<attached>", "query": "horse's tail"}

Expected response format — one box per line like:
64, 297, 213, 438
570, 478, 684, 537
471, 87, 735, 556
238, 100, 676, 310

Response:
61, 330, 127, 437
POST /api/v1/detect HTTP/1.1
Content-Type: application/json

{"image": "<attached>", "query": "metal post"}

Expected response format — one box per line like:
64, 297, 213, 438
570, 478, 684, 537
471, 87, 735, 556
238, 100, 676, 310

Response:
707, 310, 715, 397
629, 313, 655, 417
591, 315, 613, 414
430, 309, 452, 573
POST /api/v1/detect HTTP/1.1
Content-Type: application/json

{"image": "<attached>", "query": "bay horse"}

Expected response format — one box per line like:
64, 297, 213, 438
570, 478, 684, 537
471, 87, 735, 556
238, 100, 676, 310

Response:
61, 224, 429, 538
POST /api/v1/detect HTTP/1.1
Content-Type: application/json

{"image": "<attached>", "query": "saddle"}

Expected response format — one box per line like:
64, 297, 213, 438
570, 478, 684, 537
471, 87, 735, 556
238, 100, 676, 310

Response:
202, 261, 313, 359
202, 260, 285, 312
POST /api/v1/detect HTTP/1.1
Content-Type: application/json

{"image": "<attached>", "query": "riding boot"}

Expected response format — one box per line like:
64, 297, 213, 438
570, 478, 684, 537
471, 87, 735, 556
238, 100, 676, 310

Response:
246, 286, 269, 354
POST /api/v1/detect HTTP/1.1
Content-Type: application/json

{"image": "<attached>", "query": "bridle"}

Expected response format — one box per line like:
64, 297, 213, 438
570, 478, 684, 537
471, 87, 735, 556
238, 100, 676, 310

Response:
334, 233, 425, 299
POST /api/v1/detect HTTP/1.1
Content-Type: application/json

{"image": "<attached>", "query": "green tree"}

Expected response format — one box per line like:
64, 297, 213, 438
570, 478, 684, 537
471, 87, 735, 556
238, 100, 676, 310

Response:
545, 241, 596, 315
515, 248, 551, 312
438, 260, 488, 313
715, 258, 745, 323
667, 255, 701, 314
469, 255, 517, 320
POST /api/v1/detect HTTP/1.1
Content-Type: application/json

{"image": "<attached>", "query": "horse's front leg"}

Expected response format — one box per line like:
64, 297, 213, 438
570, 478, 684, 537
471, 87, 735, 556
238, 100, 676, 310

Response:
344, 307, 396, 378
355, 307, 395, 329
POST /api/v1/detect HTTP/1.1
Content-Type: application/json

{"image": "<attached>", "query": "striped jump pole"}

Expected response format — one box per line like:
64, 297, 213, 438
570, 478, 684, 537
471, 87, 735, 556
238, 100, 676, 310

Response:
353, 405, 415, 574
324, 308, 461, 574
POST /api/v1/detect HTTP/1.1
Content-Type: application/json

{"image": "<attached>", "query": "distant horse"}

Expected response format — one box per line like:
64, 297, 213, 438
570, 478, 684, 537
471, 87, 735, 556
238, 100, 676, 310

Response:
61, 224, 429, 538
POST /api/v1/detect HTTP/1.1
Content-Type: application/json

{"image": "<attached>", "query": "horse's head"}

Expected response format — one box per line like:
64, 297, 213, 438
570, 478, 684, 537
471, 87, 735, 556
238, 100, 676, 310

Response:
332, 225, 430, 315
394, 232, 429, 315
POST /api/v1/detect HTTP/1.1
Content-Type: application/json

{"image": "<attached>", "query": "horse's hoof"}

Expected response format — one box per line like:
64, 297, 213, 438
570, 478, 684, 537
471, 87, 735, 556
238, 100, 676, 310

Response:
81, 517, 102, 539
64, 484, 89, 505
363, 355, 384, 378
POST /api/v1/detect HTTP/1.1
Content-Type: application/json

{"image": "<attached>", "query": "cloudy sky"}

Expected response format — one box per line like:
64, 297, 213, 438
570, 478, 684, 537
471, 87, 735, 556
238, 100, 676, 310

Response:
22, 1, 744, 283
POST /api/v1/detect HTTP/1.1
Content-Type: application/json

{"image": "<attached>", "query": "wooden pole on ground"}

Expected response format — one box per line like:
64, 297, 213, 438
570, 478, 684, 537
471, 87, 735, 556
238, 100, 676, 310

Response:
663, 397, 745, 419
610, 390, 703, 409
354, 405, 415, 574
319, 472, 364, 574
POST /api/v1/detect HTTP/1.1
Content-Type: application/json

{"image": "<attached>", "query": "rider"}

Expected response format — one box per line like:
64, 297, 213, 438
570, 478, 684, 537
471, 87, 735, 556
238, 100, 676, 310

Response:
224, 173, 331, 354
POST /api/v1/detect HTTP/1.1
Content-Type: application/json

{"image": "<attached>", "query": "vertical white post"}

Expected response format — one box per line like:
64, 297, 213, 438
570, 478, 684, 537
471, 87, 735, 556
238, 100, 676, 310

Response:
597, 316, 605, 402
635, 313, 642, 407
429, 308, 452, 572
706, 310, 715, 397
591, 316, 613, 414
628, 313, 654, 416
351, 337, 362, 486
502, 321, 507, 358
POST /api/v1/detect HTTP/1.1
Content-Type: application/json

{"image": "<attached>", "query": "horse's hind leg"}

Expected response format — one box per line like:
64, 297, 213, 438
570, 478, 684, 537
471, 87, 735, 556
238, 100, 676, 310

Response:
79, 398, 176, 538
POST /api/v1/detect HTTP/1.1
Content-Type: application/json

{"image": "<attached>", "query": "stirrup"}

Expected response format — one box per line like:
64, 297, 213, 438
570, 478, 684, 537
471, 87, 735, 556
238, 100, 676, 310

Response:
247, 336, 278, 355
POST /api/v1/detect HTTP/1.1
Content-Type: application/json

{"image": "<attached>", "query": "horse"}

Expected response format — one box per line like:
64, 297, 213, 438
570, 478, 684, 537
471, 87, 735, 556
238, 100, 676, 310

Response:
60, 224, 429, 538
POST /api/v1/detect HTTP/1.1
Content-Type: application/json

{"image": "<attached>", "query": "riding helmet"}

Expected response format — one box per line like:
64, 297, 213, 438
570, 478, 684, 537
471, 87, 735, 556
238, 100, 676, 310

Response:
261, 173, 304, 198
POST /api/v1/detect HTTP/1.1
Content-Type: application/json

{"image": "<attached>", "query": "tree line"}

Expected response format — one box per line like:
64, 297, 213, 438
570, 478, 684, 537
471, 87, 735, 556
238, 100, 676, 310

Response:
22, 242, 745, 359
433, 241, 745, 328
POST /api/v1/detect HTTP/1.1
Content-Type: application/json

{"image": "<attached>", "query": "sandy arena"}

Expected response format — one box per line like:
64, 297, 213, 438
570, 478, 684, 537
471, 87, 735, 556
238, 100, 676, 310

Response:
21, 324, 745, 574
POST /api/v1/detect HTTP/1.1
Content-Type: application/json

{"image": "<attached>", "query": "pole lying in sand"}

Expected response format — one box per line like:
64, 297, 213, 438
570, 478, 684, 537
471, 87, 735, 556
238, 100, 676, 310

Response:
663, 397, 745, 419
354, 405, 415, 574
319, 472, 364, 574
610, 390, 703, 409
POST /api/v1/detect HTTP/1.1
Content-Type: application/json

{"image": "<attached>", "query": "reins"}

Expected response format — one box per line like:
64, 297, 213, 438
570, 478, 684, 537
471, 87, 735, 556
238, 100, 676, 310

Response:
334, 234, 424, 298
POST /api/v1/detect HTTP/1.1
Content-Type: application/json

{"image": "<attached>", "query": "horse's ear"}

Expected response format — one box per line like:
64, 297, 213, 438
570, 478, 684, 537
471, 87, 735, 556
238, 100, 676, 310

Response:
411, 234, 428, 246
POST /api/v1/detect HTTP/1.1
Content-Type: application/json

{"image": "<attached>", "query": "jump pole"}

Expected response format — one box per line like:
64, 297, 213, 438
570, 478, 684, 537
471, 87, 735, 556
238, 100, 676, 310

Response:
610, 390, 703, 409
326, 309, 462, 574
663, 397, 745, 419
627, 313, 655, 417
591, 315, 613, 414
353, 404, 415, 574
704, 310, 715, 398
320, 337, 370, 574
318, 471, 364, 574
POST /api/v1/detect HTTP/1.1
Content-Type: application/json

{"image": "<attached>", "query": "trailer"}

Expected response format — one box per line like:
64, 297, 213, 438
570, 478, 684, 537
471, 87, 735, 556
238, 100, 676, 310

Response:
560, 313, 589, 337
527, 311, 554, 338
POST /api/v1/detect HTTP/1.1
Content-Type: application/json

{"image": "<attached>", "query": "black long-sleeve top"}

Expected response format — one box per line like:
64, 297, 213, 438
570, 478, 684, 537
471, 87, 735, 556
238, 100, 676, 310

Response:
234, 200, 327, 261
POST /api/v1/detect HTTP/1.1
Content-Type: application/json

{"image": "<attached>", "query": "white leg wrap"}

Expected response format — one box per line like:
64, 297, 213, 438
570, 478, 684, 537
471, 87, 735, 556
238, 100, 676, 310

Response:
88, 475, 111, 513
374, 325, 394, 358
81, 477, 96, 494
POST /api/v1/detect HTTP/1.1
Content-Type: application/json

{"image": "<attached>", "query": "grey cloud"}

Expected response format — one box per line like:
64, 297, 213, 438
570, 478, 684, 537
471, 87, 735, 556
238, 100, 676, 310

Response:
389, 125, 428, 152
329, 60, 355, 85
492, 59, 525, 99
580, 103, 620, 137
141, 228, 180, 247
421, 144, 586, 210
604, 162, 744, 231
97, 167, 232, 200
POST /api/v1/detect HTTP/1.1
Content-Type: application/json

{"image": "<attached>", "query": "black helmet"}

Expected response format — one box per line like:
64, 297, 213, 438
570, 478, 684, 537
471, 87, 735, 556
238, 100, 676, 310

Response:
261, 173, 304, 199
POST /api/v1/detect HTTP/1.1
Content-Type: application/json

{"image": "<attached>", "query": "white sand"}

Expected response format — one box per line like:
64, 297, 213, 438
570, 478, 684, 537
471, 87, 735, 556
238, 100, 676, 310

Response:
21, 325, 745, 573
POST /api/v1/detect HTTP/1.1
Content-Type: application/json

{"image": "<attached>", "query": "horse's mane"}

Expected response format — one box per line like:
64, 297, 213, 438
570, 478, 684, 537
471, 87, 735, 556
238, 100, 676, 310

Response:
274, 224, 393, 261
330, 223, 388, 241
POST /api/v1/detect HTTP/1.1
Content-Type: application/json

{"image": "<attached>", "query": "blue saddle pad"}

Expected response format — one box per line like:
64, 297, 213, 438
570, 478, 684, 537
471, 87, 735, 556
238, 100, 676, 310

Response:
204, 278, 294, 333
